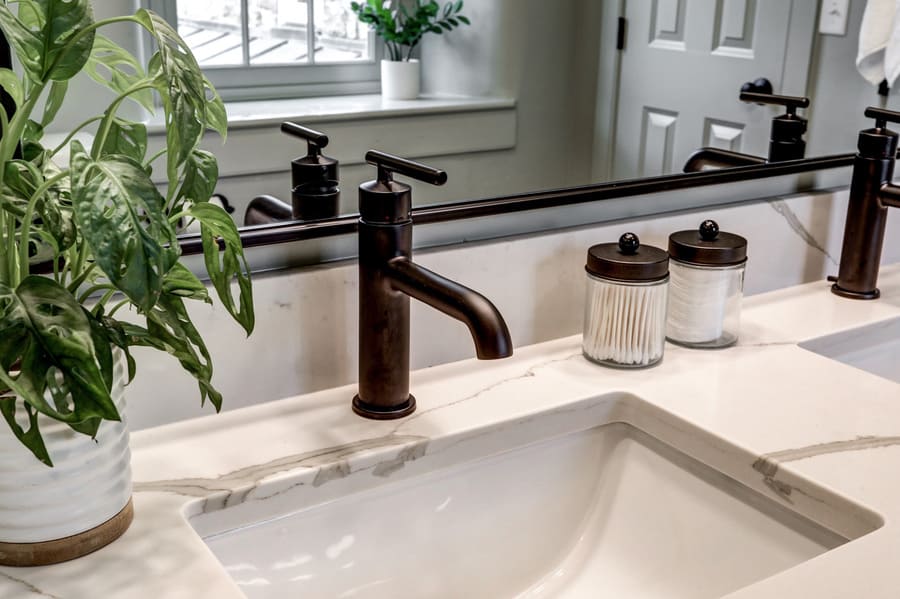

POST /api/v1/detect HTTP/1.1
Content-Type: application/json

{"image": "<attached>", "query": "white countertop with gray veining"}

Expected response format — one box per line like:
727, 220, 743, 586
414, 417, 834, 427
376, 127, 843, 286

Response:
3, 265, 900, 598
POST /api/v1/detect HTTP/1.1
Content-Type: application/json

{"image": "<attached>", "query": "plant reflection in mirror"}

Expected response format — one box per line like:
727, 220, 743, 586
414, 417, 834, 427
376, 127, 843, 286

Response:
350, 0, 470, 61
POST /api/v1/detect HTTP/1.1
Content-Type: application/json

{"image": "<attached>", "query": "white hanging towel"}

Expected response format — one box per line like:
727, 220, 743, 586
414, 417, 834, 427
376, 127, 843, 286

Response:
856, 0, 900, 87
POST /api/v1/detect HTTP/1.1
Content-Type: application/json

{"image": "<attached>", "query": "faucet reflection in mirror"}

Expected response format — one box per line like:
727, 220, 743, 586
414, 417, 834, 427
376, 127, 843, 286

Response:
831, 107, 900, 300
244, 123, 340, 226
684, 79, 809, 172
354, 151, 512, 419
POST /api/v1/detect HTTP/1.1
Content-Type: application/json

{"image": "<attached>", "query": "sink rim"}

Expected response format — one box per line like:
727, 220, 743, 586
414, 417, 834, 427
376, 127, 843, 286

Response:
184, 391, 884, 546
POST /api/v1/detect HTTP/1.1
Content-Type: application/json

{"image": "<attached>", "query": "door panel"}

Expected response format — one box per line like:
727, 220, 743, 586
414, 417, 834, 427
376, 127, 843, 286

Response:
612, 1, 814, 180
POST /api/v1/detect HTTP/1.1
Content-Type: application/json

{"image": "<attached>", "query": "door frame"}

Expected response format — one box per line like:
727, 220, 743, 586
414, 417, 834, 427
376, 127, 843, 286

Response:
590, 1, 821, 182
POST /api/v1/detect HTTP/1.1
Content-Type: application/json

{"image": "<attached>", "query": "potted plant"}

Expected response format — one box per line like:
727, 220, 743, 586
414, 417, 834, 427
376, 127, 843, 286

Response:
0, 1, 253, 566
350, 0, 470, 100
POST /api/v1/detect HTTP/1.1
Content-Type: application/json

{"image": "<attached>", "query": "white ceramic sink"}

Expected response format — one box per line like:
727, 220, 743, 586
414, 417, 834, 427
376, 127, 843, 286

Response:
800, 316, 900, 384
188, 396, 878, 599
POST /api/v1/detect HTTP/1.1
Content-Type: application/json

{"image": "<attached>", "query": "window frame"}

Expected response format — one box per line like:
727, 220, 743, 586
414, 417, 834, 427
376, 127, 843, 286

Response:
144, 0, 382, 101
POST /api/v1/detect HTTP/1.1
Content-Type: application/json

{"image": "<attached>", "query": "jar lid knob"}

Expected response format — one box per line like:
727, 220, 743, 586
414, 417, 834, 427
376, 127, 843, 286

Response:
618, 232, 640, 255
699, 220, 719, 241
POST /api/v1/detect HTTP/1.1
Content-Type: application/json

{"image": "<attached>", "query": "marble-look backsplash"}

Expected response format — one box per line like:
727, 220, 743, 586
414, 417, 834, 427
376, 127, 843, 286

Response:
125, 189, 900, 429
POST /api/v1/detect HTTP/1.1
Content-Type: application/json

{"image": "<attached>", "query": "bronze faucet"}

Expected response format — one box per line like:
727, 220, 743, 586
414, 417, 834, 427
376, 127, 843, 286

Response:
353, 151, 513, 419
684, 84, 809, 172
831, 107, 900, 299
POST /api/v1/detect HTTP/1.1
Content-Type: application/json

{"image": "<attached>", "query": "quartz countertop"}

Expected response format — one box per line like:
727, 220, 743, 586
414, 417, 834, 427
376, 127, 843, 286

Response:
3, 265, 900, 598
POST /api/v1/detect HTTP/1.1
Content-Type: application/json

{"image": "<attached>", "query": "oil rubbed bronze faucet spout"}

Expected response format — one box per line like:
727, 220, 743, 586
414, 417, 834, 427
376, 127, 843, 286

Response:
353, 151, 513, 420
386, 258, 512, 360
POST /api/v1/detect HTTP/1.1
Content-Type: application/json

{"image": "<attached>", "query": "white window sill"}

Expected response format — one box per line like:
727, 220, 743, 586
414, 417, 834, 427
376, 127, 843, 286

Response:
145, 94, 515, 133
146, 94, 518, 181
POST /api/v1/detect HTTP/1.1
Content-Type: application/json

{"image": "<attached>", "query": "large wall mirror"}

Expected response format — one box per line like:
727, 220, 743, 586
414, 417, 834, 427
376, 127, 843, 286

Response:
87, 2, 895, 250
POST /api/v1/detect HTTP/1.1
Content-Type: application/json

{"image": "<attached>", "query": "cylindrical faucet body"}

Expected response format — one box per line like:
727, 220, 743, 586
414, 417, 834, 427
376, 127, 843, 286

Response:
832, 120, 899, 300
354, 220, 416, 419
833, 154, 893, 299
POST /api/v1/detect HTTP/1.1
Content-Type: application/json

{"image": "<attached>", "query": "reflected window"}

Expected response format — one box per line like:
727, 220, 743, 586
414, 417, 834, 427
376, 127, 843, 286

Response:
146, 0, 379, 100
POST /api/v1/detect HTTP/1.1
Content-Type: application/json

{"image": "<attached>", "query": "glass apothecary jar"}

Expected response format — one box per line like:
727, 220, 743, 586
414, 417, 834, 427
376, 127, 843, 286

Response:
666, 220, 748, 348
583, 233, 669, 368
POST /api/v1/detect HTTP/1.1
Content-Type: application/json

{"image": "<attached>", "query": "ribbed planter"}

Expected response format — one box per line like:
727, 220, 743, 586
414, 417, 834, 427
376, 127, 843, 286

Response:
0, 351, 133, 567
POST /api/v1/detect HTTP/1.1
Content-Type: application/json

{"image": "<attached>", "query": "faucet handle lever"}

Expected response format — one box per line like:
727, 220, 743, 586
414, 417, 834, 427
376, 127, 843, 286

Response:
366, 150, 448, 186
739, 91, 809, 116
281, 122, 329, 155
864, 107, 900, 129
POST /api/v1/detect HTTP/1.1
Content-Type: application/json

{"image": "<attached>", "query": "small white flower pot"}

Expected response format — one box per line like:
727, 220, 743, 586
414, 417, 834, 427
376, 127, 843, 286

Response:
381, 59, 421, 100
0, 351, 133, 566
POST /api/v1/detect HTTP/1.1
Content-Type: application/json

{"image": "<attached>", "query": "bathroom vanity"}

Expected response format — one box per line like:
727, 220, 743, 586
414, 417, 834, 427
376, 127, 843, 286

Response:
3, 263, 900, 598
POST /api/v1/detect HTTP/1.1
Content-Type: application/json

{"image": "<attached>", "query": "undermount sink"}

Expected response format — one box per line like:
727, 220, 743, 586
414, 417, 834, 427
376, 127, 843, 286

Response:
188, 395, 879, 599
800, 316, 900, 385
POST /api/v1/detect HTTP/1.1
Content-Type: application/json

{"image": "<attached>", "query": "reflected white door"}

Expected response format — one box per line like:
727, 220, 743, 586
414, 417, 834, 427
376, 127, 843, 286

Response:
612, 0, 817, 180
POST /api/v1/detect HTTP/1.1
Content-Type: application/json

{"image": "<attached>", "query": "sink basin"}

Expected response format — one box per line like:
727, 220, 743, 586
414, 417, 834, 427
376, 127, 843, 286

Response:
800, 316, 900, 384
189, 395, 878, 598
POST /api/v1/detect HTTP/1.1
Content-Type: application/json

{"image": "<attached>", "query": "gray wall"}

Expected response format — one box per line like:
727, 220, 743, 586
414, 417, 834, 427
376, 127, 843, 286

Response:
807, 0, 900, 158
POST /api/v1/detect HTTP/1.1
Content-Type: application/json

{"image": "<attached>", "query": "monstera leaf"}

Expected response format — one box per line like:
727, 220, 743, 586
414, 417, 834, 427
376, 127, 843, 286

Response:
0, 0, 96, 84
124, 293, 222, 411
188, 202, 254, 335
83, 34, 154, 112
69, 140, 178, 313
0, 276, 120, 465
132, 9, 226, 184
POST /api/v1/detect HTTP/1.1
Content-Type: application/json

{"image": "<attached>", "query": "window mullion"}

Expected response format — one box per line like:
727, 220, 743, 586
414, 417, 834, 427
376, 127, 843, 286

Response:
241, 0, 251, 66
307, 0, 315, 65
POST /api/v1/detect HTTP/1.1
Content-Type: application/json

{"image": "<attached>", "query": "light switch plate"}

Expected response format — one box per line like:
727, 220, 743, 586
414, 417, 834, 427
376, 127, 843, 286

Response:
819, 0, 850, 36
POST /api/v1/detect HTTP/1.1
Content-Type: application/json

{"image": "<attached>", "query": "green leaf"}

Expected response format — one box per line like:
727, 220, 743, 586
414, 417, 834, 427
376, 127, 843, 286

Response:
41, 80, 67, 127
2, 157, 76, 254
0, 400, 52, 466
22, 119, 44, 145
0, 3, 44, 83
84, 308, 114, 394
458, 15, 470, 25
172, 148, 218, 214
83, 35, 154, 112
162, 263, 210, 303
0, 68, 24, 109
203, 78, 228, 140
90, 117, 148, 163
0, 0, 96, 83
124, 294, 222, 411
90, 309, 136, 383
0, 291, 30, 373
133, 9, 220, 180
0, 276, 119, 425
70, 140, 178, 313
32, 195, 76, 256
187, 202, 254, 335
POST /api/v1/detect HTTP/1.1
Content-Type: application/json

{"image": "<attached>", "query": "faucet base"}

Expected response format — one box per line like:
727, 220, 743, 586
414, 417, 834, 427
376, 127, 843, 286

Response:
831, 283, 881, 300
352, 395, 417, 420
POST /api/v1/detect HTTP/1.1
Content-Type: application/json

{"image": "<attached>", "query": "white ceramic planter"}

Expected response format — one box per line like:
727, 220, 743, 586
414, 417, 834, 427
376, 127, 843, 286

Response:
381, 59, 420, 100
0, 351, 132, 563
